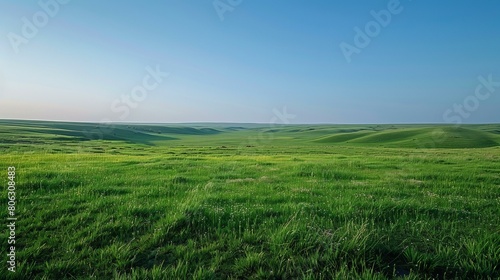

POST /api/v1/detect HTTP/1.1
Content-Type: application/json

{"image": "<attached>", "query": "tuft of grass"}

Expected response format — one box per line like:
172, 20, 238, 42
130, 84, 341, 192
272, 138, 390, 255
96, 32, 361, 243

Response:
172, 176, 190, 184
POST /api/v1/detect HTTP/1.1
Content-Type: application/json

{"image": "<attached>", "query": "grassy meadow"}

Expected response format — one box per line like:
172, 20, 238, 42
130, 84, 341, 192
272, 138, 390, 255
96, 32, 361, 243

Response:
1, 120, 499, 279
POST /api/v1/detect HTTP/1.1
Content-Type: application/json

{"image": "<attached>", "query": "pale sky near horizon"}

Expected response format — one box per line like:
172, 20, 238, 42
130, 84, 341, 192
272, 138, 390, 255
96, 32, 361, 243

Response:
1, 1, 499, 124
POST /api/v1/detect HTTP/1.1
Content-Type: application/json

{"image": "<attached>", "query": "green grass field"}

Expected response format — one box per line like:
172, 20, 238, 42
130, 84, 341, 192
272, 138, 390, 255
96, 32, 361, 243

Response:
1, 120, 499, 279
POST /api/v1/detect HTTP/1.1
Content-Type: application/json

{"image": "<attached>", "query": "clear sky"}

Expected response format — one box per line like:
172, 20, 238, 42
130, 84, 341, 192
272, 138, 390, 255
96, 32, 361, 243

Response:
1, 0, 499, 124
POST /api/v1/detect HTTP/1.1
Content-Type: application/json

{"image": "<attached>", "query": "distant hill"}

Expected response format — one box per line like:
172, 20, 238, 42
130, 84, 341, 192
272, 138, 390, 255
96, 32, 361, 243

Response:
0, 119, 222, 145
0, 120, 499, 148
314, 126, 500, 148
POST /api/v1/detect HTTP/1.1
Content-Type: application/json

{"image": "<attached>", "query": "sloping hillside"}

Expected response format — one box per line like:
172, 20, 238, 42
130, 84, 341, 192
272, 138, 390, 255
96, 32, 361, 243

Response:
314, 127, 500, 148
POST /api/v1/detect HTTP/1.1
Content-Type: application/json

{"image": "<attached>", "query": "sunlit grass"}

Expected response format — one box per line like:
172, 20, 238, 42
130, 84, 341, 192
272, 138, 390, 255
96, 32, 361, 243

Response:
0, 121, 499, 279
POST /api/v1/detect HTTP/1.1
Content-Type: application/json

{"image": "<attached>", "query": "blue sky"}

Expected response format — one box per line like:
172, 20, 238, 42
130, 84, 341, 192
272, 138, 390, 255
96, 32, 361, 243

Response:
1, 0, 499, 124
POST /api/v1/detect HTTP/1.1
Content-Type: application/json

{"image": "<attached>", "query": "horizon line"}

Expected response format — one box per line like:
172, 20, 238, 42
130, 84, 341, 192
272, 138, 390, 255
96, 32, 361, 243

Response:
1, 118, 499, 126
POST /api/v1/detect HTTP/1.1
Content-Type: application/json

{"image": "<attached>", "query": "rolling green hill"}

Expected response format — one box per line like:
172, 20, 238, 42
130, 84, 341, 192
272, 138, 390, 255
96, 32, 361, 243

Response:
0, 120, 224, 146
314, 126, 500, 148
0, 120, 499, 149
